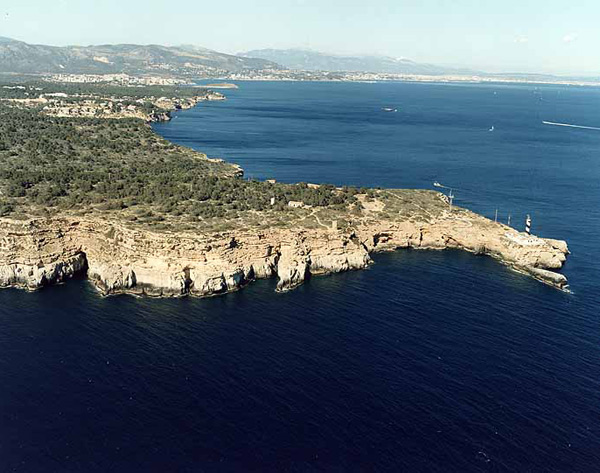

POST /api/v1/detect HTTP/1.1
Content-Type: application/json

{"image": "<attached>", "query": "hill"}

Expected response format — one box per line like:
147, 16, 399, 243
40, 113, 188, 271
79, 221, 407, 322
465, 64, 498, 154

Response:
0, 37, 280, 75
240, 48, 475, 75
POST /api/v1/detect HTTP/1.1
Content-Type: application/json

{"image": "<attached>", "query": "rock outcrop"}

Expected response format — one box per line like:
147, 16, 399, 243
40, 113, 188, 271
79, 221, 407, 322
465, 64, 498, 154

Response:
0, 200, 570, 296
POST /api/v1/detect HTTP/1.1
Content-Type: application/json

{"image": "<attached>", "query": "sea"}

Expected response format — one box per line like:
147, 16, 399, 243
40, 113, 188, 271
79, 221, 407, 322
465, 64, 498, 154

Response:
1, 81, 600, 472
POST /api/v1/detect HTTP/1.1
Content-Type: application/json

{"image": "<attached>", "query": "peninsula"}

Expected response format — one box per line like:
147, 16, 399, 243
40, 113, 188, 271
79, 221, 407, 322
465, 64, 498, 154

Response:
0, 82, 570, 296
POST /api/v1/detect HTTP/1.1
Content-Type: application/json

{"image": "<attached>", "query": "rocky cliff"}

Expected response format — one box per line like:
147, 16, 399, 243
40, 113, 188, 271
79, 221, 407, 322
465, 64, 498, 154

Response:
0, 197, 570, 296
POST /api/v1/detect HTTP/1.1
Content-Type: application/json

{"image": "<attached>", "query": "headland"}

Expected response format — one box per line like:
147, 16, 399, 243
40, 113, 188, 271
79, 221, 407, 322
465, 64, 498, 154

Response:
0, 82, 570, 296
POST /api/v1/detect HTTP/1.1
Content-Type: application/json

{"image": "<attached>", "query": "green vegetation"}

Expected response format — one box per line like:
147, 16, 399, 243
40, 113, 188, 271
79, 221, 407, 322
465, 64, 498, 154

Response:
0, 82, 364, 231
0, 81, 201, 100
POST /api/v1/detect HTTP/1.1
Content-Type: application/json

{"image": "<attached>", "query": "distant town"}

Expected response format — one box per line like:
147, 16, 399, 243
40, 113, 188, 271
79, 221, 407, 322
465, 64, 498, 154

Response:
38, 70, 600, 89
1, 37, 598, 88
220, 69, 600, 87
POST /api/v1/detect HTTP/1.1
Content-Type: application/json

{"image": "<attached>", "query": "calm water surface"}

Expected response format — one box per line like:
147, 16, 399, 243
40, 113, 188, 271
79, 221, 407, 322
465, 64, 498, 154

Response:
1, 81, 600, 472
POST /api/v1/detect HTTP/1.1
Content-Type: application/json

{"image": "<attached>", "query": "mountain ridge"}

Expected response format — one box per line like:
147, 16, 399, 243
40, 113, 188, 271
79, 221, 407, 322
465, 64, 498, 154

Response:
239, 48, 477, 75
0, 38, 280, 74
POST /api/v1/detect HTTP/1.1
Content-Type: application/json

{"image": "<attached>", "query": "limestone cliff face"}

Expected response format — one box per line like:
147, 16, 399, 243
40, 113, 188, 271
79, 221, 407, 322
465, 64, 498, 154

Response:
0, 222, 86, 290
275, 232, 370, 292
0, 204, 570, 296
356, 208, 569, 289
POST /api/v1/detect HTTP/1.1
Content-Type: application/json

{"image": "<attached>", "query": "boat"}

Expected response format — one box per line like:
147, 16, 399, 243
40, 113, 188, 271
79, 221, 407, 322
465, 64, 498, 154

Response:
433, 181, 443, 188
382, 107, 397, 112
489, 126, 495, 132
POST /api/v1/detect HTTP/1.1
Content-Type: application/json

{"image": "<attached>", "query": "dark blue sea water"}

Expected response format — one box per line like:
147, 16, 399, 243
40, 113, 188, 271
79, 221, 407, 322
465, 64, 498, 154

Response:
2, 82, 600, 472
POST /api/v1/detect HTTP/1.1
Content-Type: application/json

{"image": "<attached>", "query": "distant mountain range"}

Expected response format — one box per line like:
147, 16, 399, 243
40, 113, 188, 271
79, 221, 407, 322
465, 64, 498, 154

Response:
0, 37, 475, 77
240, 48, 476, 75
0, 37, 279, 74
1, 38, 592, 82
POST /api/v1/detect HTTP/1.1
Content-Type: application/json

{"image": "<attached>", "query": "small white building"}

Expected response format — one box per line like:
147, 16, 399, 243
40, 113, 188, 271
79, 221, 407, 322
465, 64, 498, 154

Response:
287, 201, 304, 208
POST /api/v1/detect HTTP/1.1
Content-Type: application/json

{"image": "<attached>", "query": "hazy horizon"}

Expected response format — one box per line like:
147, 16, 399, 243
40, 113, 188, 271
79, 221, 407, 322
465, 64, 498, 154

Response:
2, 0, 598, 76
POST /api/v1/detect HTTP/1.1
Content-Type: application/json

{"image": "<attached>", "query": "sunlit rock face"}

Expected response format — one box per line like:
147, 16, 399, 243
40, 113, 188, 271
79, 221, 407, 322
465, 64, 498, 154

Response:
0, 198, 570, 297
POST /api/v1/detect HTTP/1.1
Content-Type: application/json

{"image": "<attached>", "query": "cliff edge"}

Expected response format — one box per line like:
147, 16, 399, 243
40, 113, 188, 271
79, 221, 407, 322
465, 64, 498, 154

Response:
0, 192, 569, 296
0, 82, 569, 297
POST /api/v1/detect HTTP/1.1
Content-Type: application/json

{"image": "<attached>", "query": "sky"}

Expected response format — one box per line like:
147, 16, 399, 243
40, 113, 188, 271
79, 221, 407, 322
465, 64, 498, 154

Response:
1, 0, 598, 76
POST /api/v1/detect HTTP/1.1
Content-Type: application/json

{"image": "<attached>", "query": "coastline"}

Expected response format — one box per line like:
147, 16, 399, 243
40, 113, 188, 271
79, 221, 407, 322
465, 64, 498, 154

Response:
0, 91, 571, 297
0, 195, 570, 297
214, 74, 600, 89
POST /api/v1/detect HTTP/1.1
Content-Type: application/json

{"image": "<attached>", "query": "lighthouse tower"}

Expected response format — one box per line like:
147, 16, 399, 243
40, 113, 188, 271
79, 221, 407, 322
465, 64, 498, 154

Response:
525, 214, 532, 235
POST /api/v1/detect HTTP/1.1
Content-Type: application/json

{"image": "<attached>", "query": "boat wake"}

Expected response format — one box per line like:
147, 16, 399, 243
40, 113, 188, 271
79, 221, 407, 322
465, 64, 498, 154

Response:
542, 121, 600, 131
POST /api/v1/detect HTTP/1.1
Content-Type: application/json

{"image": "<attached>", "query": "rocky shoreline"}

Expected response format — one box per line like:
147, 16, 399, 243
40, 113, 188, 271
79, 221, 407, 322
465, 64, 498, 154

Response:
6, 90, 228, 123
0, 87, 570, 297
0, 200, 570, 297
